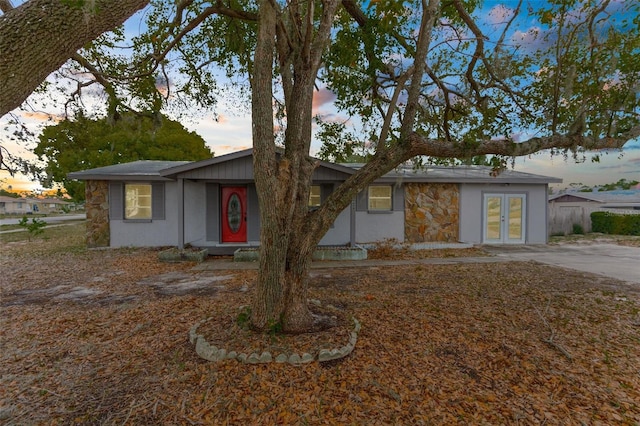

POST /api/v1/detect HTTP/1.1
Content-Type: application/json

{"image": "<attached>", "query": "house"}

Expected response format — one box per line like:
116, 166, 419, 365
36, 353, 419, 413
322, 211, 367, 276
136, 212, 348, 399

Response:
67, 149, 561, 252
0, 196, 39, 215
548, 190, 640, 234
35, 198, 75, 214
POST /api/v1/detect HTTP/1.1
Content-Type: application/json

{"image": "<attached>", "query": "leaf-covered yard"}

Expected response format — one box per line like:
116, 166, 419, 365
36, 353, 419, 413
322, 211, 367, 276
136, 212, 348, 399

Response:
1, 224, 639, 424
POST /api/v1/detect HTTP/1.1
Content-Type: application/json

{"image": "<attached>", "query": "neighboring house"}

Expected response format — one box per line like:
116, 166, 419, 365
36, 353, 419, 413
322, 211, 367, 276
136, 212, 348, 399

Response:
36, 199, 75, 214
68, 149, 561, 252
548, 190, 640, 234
0, 196, 39, 215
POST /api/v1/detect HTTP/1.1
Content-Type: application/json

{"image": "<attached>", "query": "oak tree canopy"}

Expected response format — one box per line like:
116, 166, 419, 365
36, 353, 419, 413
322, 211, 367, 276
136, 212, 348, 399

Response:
1, 0, 638, 332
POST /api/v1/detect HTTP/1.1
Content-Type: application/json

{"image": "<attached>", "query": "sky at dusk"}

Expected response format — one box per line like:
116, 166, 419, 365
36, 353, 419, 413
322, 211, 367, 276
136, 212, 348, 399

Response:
1, 1, 638, 192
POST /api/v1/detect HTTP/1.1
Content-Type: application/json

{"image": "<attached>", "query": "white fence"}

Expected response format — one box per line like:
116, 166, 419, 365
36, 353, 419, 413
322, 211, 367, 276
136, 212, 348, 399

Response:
548, 205, 640, 235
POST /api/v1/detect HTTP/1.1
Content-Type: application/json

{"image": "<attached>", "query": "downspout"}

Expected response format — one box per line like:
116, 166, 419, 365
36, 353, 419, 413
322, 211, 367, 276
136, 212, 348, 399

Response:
350, 199, 356, 246
178, 177, 184, 249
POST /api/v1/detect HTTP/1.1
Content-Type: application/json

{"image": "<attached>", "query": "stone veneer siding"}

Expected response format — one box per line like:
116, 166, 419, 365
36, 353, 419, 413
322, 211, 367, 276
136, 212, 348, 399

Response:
404, 183, 459, 242
85, 180, 110, 247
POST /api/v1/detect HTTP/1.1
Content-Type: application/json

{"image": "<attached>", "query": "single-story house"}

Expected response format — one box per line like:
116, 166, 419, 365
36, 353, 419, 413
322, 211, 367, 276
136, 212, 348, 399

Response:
68, 148, 562, 252
0, 196, 40, 215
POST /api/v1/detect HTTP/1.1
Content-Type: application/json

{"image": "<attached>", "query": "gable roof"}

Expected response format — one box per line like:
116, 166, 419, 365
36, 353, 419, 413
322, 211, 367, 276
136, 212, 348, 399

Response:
67, 160, 190, 181
159, 148, 357, 178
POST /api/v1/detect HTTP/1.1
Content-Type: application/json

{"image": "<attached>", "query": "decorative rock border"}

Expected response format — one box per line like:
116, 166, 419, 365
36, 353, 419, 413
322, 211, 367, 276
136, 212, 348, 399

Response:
189, 316, 361, 365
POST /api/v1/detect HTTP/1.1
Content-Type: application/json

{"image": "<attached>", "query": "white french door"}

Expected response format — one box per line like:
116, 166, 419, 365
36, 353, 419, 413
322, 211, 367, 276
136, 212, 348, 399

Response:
483, 193, 526, 244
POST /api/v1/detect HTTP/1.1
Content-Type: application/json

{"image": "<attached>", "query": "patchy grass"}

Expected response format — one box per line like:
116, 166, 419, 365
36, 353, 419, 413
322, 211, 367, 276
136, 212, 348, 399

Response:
1, 226, 640, 424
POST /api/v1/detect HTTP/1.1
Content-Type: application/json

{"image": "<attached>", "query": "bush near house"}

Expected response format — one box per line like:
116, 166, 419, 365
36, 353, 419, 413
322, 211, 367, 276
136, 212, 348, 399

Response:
591, 211, 640, 236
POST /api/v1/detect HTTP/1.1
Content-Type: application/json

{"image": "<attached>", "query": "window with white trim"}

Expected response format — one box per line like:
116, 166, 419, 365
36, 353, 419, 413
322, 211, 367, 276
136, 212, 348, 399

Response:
125, 183, 152, 219
368, 185, 392, 211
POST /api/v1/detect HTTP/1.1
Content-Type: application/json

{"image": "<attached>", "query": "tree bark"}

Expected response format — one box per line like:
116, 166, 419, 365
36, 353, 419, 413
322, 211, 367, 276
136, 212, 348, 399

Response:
0, 0, 148, 117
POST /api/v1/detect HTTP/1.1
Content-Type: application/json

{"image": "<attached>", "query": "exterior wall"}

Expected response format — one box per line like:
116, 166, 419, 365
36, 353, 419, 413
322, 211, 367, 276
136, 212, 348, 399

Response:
85, 180, 110, 248
404, 183, 459, 242
110, 181, 180, 247
183, 180, 207, 245
355, 184, 405, 243
459, 183, 549, 244
319, 206, 351, 245
355, 211, 405, 243
0, 197, 38, 215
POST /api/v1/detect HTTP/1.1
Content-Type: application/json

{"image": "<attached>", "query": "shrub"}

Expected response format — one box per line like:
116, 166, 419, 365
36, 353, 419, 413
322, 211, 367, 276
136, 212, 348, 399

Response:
591, 211, 640, 236
572, 223, 584, 235
18, 216, 47, 241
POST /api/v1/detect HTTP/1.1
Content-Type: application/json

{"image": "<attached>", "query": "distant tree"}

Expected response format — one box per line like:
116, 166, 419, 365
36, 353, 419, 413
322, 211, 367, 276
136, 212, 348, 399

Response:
0, 188, 19, 198
597, 178, 640, 191
34, 112, 212, 201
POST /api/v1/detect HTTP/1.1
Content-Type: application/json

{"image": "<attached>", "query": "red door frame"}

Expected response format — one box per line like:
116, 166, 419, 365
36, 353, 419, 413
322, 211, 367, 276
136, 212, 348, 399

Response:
221, 187, 247, 243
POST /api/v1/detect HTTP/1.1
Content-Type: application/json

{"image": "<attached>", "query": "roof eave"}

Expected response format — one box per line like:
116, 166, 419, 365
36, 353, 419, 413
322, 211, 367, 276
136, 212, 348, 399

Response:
67, 172, 174, 181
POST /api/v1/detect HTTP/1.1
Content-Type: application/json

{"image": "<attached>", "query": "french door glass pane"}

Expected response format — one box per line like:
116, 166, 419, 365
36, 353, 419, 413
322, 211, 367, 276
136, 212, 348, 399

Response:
486, 196, 502, 240
508, 197, 523, 240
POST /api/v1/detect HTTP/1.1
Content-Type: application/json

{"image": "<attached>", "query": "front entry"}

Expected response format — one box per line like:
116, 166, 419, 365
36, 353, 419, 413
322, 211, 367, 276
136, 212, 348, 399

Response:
221, 186, 247, 243
483, 193, 526, 244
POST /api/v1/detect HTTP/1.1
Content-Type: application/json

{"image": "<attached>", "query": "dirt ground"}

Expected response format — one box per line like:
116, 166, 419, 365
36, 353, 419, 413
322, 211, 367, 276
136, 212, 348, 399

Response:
1, 224, 640, 425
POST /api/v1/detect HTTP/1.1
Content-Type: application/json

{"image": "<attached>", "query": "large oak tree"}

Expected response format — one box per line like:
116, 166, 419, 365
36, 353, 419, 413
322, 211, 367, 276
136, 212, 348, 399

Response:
1, 0, 639, 332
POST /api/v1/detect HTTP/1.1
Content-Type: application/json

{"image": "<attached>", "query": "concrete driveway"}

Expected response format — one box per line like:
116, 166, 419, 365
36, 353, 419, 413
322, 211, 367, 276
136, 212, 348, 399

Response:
484, 243, 640, 285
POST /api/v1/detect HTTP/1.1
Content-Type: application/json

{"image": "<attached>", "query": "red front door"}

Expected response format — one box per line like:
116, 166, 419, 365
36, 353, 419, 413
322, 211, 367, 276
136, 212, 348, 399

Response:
221, 187, 247, 243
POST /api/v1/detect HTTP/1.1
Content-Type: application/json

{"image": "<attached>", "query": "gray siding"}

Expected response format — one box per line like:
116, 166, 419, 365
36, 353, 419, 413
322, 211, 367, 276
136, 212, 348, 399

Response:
459, 183, 548, 244
319, 207, 351, 245
183, 181, 207, 245
355, 211, 405, 243
178, 156, 254, 180
312, 167, 352, 181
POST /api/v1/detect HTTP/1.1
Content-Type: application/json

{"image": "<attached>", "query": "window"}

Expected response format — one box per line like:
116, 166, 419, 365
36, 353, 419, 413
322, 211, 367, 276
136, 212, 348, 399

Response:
125, 183, 152, 219
309, 185, 321, 208
368, 185, 392, 211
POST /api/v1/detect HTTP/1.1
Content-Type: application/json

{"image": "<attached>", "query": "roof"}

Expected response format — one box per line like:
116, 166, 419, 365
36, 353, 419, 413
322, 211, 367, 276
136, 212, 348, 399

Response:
160, 148, 357, 178
343, 164, 562, 184
549, 190, 640, 204
0, 196, 32, 203
67, 151, 561, 185
67, 160, 190, 181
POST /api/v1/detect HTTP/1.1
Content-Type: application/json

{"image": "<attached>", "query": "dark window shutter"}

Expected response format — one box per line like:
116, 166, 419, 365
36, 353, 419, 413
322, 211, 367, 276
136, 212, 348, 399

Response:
321, 183, 334, 203
152, 183, 165, 220
393, 184, 404, 211
356, 189, 367, 211
109, 182, 123, 220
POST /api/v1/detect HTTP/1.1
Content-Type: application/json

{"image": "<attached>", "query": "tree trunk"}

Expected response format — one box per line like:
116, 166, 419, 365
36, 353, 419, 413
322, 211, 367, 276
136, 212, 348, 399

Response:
0, 0, 148, 117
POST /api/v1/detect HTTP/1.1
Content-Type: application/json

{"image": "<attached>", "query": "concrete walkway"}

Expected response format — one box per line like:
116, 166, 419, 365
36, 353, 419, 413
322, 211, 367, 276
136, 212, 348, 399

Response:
194, 243, 640, 286
483, 243, 640, 285
193, 255, 513, 272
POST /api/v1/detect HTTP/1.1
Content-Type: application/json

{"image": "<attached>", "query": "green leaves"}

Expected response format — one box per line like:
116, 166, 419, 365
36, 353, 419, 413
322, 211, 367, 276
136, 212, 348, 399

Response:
34, 112, 212, 201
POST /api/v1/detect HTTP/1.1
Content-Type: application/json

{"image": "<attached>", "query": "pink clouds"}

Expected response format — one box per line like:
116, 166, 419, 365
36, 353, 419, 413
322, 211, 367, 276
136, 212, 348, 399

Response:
312, 88, 337, 113
19, 111, 64, 123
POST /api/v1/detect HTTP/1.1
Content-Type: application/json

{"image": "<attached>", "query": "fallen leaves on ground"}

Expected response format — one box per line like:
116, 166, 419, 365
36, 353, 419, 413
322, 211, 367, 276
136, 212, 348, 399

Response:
2, 224, 640, 425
